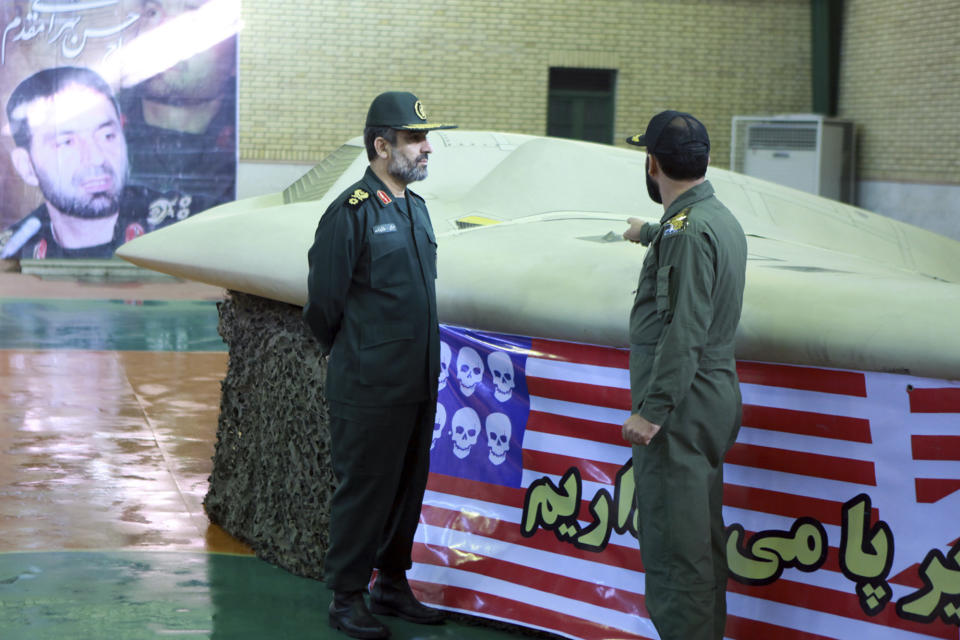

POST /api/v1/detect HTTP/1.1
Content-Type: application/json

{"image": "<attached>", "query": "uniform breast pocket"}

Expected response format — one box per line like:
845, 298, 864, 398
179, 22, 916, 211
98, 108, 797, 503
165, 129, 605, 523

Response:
656, 265, 673, 320
421, 229, 438, 279
369, 233, 408, 288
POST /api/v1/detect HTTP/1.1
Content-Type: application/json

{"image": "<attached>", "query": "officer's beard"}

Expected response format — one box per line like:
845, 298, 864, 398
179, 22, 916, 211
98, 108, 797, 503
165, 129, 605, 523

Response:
388, 150, 428, 184
645, 156, 662, 204
36, 162, 125, 220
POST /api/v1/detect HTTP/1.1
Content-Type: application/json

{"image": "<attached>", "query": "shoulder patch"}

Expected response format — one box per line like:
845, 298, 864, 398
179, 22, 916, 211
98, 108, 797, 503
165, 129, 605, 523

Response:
125, 223, 146, 243
662, 207, 691, 237
346, 188, 370, 208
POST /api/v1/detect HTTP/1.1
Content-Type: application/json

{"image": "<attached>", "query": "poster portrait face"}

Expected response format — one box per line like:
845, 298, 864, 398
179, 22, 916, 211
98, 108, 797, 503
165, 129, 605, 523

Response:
0, 0, 239, 259
10, 81, 128, 220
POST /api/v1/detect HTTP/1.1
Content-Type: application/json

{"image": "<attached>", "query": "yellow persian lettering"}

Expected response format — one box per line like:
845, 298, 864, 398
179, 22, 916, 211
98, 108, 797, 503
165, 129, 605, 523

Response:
897, 539, 960, 625
726, 518, 828, 585
574, 490, 613, 551
521, 467, 581, 541
613, 461, 638, 537
839, 494, 894, 615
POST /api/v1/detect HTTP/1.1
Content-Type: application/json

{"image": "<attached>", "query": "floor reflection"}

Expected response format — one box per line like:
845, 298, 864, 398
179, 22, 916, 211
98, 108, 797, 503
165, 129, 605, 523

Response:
0, 299, 226, 351
0, 349, 238, 553
0, 290, 539, 639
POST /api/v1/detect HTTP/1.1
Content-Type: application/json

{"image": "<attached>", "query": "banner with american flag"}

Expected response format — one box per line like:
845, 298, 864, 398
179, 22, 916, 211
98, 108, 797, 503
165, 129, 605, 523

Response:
409, 325, 960, 640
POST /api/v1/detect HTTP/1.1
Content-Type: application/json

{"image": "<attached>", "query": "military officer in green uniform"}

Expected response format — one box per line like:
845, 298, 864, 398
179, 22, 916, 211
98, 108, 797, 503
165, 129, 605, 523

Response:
620, 111, 747, 640
303, 91, 456, 639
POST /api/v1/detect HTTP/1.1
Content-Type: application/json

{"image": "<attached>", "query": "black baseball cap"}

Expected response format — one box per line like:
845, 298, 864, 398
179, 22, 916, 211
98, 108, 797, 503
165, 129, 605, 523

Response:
626, 110, 710, 155
365, 91, 457, 131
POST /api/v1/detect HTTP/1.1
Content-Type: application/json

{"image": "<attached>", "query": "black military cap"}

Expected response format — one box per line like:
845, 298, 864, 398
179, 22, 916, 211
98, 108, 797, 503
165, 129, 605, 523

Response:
365, 91, 457, 131
626, 110, 710, 155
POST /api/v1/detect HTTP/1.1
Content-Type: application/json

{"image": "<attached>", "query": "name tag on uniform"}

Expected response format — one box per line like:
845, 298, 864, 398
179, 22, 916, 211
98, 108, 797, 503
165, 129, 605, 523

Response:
373, 223, 397, 234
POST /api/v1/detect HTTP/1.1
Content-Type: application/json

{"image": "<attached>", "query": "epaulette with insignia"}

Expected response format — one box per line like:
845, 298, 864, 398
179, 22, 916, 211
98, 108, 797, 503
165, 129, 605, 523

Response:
662, 207, 691, 237
346, 188, 369, 208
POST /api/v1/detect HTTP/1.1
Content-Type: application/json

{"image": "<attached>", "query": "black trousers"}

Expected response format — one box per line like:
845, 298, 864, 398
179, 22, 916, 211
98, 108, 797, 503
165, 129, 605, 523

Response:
323, 400, 434, 592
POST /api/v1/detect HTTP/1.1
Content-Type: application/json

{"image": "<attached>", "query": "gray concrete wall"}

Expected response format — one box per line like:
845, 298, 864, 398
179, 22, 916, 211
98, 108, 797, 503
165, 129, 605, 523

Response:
237, 162, 313, 199
857, 181, 960, 242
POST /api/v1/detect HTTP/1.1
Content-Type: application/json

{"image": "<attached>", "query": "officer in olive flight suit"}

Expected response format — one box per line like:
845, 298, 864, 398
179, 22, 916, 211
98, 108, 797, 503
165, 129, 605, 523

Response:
620, 111, 747, 640
303, 91, 456, 639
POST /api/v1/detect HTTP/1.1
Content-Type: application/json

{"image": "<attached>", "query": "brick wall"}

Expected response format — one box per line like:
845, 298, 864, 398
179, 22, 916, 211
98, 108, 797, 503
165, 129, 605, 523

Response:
839, 0, 959, 183
238, 0, 812, 167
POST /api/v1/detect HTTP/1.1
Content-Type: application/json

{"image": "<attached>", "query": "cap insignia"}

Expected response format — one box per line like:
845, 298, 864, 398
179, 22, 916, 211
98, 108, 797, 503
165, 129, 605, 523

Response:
347, 188, 369, 207
414, 100, 427, 121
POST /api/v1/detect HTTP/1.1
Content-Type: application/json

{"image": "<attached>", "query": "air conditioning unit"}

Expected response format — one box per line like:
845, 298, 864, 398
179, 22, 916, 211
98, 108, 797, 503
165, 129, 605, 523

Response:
731, 114, 856, 203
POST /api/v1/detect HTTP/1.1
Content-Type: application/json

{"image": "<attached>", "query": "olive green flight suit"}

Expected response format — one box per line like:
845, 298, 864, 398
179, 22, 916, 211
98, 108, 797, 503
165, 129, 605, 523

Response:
304, 166, 440, 593
628, 181, 747, 640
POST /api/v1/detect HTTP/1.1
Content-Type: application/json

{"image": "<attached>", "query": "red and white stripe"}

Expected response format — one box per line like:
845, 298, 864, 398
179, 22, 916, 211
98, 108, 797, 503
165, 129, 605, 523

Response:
412, 335, 960, 640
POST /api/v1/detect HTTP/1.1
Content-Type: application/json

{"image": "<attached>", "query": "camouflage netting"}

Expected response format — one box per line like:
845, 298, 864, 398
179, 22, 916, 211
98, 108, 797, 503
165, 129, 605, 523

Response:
204, 290, 332, 579
205, 291, 563, 639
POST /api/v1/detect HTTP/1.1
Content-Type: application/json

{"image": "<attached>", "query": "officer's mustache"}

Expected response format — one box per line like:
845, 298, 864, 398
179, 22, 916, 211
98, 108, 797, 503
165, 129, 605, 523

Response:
74, 163, 120, 187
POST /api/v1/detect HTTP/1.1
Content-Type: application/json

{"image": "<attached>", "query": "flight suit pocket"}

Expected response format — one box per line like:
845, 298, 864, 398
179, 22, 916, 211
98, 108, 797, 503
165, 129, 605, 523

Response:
656, 265, 673, 320
629, 346, 655, 411
358, 322, 415, 386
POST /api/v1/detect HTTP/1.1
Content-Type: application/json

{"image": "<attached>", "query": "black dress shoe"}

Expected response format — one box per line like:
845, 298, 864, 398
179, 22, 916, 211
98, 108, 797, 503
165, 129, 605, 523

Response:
370, 573, 445, 625
328, 591, 390, 639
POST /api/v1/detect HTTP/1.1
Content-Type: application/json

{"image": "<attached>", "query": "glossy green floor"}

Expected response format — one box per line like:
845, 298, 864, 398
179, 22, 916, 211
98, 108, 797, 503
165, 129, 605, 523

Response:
0, 282, 544, 640
0, 551, 514, 640
0, 298, 226, 351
